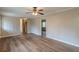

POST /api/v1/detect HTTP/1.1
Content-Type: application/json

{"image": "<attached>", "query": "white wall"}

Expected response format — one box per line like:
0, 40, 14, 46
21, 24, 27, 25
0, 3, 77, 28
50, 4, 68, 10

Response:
0, 16, 21, 37
0, 16, 2, 36
30, 18, 41, 35
0, 16, 1, 28
31, 8, 79, 47
46, 8, 79, 47
27, 19, 31, 33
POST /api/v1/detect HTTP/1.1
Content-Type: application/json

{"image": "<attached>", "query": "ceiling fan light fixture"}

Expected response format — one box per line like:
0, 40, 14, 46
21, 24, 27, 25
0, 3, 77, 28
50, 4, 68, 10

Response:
32, 12, 38, 15
34, 12, 38, 15
32, 12, 35, 15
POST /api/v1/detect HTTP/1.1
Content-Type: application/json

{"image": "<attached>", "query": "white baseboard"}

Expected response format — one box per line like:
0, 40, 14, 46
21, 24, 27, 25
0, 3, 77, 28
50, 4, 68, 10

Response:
0, 34, 20, 38
47, 34, 79, 48
31, 32, 41, 36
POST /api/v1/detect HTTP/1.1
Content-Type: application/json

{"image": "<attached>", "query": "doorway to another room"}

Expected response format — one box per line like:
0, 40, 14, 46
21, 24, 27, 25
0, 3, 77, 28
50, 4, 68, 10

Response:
20, 18, 27, 34
41, 20, 46, 37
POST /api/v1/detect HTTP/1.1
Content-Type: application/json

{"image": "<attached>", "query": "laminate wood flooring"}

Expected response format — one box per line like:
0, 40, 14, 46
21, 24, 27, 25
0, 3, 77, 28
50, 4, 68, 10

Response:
0, 33, 79, 52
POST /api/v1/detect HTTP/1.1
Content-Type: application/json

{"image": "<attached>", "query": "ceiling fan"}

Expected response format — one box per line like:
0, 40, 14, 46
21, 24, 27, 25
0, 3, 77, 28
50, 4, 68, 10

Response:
26, 7, 44, 15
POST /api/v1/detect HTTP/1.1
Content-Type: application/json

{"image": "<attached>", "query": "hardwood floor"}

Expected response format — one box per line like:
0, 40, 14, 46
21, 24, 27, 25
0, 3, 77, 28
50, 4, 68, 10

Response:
0, 33, 79, 52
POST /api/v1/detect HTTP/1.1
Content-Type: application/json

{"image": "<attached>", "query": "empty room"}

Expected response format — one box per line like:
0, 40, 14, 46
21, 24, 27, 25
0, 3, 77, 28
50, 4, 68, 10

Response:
0, 7, 79, 52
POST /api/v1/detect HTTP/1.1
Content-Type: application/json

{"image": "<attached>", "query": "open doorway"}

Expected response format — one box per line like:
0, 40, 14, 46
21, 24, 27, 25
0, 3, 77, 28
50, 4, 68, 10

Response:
20, 18, 27, 34
41, 20, 46, 37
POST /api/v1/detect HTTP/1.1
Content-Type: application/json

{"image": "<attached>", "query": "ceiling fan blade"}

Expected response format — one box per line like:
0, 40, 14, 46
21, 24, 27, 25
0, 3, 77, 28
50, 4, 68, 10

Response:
38, 12, 44, 15
38, 9, 43, 11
